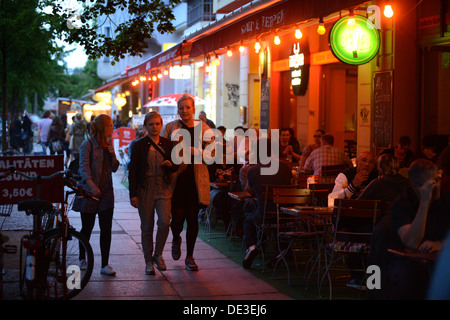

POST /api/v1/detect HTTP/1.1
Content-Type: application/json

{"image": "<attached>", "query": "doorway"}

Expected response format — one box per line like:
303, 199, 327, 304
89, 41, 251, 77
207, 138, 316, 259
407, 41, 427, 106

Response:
320, 64, 358, 151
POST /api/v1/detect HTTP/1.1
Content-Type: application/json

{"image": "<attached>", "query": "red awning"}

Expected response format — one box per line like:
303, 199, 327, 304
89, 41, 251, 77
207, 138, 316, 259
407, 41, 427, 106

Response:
125, 42, 191, 78
94, 79, 122, 93
188, 0, 369, 58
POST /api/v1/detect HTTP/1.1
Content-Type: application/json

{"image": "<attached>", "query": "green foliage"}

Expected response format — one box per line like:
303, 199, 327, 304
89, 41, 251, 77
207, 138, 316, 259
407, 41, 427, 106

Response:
51, 0, 182, 62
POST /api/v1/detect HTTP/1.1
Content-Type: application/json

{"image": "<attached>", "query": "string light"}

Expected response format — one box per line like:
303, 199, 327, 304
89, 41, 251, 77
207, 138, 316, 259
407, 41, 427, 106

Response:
384, 4, 394, 18
226, 47, 233, 57
163, 69, 169, 76
274, 34, 281, 45
239, 45, 245, 53
317, 17, 326, 35
254, 41, 261, 53
348, 10, 355, 26
295, 28, 302, 39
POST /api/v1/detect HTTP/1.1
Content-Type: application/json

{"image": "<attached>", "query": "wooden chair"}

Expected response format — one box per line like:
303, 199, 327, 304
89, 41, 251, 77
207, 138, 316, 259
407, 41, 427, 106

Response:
319, 164, 346, 183
271, 187, 315, 285
320, 198, 381, 299
308, 182, 335, 207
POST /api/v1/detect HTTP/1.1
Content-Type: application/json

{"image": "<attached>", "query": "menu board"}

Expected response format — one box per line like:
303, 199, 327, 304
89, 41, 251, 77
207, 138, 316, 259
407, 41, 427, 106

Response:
372, 71, 393, 149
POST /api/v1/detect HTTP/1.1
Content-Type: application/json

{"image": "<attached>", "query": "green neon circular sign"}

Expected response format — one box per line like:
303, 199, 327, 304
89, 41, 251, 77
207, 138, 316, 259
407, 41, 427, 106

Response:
329, 15, 380, 65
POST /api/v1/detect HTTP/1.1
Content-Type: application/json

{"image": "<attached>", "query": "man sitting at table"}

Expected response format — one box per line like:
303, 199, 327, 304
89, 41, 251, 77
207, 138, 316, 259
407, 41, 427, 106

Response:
328, 151, 378, 201
242, 138, 292, 269
207, 143, 242, 229
327, 150, 378, 289
387, 159, 450, 299
302, 133, 353, 177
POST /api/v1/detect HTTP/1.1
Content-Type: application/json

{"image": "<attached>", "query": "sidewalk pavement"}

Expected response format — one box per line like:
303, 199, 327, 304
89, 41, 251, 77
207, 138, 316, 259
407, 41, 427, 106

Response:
2, 166, 292, 301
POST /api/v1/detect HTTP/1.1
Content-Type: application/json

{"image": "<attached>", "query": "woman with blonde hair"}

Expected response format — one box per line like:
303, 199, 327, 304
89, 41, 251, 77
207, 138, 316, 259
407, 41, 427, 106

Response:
73, 114, 120, 276
128, 111, 177, 275
163, 94, 214, 271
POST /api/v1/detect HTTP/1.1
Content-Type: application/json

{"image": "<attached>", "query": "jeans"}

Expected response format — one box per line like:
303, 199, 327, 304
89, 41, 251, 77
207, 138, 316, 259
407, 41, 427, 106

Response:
138, 197, 171, 263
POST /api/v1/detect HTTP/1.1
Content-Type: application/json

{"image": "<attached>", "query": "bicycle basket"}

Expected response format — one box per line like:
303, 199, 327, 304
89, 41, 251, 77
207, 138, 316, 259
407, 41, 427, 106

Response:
0, 204, 13, 217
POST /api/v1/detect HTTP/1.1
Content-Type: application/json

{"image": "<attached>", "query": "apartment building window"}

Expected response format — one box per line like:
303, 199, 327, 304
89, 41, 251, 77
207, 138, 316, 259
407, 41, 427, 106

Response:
187, 0, 215, 27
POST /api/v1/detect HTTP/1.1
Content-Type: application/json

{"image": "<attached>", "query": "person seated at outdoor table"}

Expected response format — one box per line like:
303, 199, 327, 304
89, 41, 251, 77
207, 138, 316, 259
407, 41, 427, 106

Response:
242, 138, 292, 269
437, 137, 450, 191
358, 153, 410, 215
302, 133, 353, 177
380, 135, 413, 168
328, 150, 377, 201
407, 135, 439, 167
387, 159, 450, 300
279, 127, 301, 163
326, 151, 377, 289
299, 129, 325, 168
207, 143, 242, 229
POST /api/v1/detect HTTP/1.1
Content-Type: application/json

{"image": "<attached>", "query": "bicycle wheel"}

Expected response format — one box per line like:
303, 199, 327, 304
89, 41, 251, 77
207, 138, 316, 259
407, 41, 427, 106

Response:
43, 228, 94, 299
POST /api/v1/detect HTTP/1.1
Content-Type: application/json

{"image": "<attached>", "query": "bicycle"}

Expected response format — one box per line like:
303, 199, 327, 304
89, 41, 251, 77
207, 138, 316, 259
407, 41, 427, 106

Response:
0, 203, 17, 299
1, 166, 95, 300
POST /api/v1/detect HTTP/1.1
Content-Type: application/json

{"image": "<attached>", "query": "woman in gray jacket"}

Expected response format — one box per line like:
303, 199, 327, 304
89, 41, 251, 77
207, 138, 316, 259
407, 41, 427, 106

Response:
74, 114, 119, 276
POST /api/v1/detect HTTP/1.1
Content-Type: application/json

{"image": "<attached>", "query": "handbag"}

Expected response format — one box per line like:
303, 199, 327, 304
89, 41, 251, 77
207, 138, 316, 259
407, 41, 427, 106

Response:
65, 131, 71, 143
53, 140, 63, 153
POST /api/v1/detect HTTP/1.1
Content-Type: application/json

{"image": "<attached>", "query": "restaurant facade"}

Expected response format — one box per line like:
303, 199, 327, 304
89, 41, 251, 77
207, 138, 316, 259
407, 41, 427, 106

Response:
95, 0, 450, 157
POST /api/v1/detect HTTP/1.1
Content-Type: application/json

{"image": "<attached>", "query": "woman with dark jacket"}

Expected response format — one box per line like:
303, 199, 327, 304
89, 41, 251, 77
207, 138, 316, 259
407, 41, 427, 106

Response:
128, 111, 177, 275
73, 114, 119, 276
47, 116, 66, 155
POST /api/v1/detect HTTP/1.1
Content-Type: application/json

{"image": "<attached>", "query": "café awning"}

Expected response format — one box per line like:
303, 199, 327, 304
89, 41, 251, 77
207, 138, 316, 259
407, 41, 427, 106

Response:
125, 42, 192, 78
187, 0, 369, 58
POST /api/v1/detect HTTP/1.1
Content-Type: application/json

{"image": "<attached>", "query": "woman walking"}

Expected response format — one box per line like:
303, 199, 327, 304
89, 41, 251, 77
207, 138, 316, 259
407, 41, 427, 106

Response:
73, 114, 119, 276
128, 111, 177, 275
47, 116, 66, 155
164, 94, 214, 271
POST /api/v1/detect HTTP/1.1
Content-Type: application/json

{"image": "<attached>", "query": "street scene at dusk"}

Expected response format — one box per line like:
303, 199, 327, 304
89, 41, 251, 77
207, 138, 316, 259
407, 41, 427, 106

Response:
1, 0, 449, 308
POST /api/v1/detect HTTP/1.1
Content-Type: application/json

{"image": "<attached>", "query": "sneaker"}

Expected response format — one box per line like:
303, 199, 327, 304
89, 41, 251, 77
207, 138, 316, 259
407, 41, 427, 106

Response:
242, 245, 258, 269
346, 278, 367, 291
172, 237, 182, 261
153, 255, 167, 271
145, 263, 155, 275
185, 256, 199, 271
100, 265, 116, 276
79, 260, 87, 271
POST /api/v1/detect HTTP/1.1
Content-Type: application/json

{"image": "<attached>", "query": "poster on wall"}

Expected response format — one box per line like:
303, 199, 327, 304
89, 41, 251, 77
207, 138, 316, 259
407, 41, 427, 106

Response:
260, 78, 270, 130
372, 70, 393, 150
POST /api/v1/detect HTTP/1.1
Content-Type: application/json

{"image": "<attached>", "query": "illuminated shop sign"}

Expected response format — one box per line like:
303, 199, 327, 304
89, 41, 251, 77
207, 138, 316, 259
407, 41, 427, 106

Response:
289, 41, 309, 96
329, 15, 380, 65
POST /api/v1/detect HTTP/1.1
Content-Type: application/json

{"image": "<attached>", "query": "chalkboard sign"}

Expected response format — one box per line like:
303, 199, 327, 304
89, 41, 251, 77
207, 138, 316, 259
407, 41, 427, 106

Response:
372, 71, 393, 149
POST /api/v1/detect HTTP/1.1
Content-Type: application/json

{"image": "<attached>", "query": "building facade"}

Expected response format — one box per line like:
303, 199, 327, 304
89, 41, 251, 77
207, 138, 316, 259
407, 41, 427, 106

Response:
95, 0, 450, 157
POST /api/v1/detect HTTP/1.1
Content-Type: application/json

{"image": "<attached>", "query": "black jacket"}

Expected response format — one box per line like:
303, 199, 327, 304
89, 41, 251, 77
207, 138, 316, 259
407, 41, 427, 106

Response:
128, 135, 177, 199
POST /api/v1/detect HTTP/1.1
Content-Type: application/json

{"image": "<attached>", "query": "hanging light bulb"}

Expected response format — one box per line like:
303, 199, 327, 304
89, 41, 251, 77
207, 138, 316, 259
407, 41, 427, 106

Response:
163, 69, 169, 76
239, 45, 245, 53
317, 18, 326, 35
226, 47, 233, 57
384, 4, 394, 18
274, 34, 281, 45
295, 28, 302, 39
348, 11, 355, 26
214, 54, 220, 66
254, 41, 261, 53
152, 75, 157, 81
205, 63, 211, 73
157, 72, 162, 79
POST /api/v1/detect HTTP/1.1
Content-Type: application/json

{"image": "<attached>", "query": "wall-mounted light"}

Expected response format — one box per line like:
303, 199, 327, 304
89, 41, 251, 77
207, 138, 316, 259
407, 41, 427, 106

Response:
317, 17, 326, 35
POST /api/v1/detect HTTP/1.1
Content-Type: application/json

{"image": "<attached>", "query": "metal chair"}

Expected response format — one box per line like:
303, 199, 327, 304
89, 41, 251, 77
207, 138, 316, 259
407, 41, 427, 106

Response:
271, 187, 315, 285
320, 198, 381, 299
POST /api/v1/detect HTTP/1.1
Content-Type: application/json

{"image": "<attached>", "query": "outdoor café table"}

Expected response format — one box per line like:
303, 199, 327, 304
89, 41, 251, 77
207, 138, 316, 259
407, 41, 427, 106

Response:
210, 181, 229, 189
280, 206, 334, 291
387, 248, 438, 264
228, 191, 252, 201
